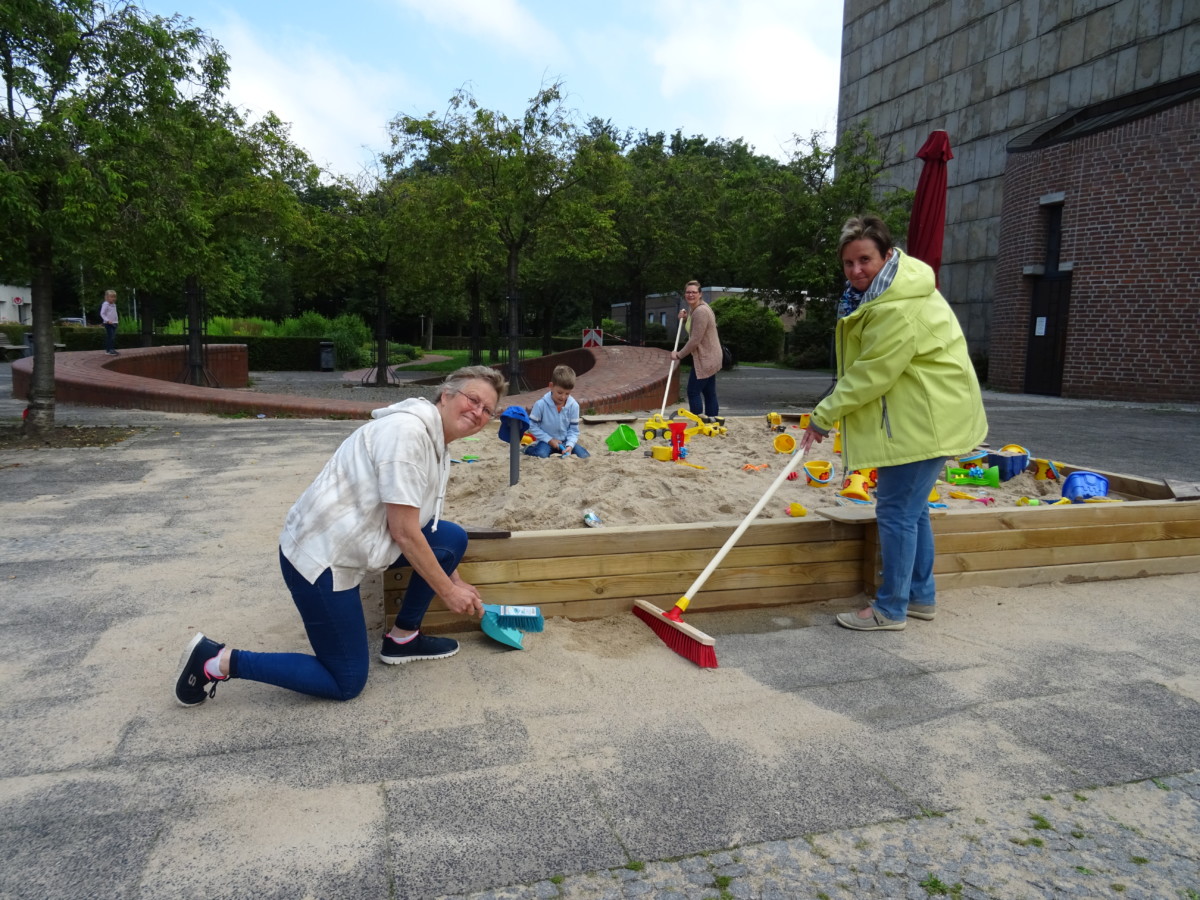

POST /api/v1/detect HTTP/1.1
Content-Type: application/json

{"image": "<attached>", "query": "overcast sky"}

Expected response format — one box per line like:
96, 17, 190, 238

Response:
136, 0, 844, 177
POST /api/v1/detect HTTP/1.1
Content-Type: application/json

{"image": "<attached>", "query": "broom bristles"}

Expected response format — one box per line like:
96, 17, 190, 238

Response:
482, 604, 545, 632
632, 600, 718, 669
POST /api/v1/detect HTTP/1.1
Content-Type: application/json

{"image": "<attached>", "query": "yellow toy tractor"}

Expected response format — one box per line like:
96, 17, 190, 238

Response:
642, 409, 727, 441
641, 412, 676, 441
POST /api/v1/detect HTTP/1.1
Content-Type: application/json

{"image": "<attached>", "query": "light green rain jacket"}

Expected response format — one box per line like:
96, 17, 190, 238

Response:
811, 250, 988, 472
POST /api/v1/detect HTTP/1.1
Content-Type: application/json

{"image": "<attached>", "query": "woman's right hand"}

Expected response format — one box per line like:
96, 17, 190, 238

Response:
443, 579, 483, 618
798, 425, 825, 453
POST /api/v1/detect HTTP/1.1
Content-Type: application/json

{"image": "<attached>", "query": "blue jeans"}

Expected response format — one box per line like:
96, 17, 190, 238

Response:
524, 441, 590, 458
687, 370, 719, 417
104, 323, 117, 353
231, 521, 469, 700
871, 456, 946, 623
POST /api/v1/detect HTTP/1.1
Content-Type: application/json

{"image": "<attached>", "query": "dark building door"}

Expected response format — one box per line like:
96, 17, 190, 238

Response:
1023, 274, 1071, 395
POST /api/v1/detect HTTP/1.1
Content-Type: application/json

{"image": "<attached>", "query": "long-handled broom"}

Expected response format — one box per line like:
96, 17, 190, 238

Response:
633, 443, 810, 668
658, 316, 685, 418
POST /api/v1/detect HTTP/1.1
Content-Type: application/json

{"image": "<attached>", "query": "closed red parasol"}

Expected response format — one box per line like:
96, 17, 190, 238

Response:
907, 130, 953, 285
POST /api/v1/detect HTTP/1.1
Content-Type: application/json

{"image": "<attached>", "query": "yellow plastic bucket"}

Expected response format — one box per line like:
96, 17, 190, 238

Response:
803, 460, 833, 486
650, 445, 673, 461
772, 432, 796, 454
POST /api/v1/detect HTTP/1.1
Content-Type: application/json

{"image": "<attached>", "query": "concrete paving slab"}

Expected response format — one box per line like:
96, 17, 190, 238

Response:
4, 365, 1200, 898
591, 734, 919, 860
387, 766, 628, 897
985, 681, 1200, 788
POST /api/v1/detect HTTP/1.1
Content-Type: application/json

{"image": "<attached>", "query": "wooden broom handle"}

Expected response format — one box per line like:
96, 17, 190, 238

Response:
678, 445, 809, 608
659, 317, 685, 418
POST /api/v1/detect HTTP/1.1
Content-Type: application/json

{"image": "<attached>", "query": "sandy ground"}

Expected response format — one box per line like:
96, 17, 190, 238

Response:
2, 386, 1199, 897
446, 415, 1079, 532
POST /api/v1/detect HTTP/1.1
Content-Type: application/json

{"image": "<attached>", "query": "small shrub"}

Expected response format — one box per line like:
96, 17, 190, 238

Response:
710, 294, 784, 363
388, 342, 422, 365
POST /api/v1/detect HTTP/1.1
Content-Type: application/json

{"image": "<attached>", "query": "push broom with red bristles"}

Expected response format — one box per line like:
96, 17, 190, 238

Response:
633, 442, 811, 668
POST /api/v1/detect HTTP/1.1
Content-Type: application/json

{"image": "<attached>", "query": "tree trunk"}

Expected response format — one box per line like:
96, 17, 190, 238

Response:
540, 300, 553, 356
140, 293, 154, 347
22, 232, 56, 438
371, 281, 389, 386
506, 245, 521, 389
485, 293, 503, 364
466, 273, 482, 366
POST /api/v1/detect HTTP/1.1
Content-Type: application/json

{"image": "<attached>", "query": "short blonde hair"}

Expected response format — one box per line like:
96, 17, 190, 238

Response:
551, 365, 576, 390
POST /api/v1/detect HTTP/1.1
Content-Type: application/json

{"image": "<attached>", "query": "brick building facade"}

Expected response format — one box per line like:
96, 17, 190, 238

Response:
838, 0, 1198, 384
991, 85, 1199, 401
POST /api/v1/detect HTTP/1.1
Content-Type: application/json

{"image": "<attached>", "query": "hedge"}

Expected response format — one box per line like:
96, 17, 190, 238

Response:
54, 328, 328, 370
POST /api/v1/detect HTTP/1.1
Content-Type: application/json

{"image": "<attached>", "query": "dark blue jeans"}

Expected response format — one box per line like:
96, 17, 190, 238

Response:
231, 521, 469, 700
686, 370, 719, 417
524, 441, 590, 458
104, 323, 117, 353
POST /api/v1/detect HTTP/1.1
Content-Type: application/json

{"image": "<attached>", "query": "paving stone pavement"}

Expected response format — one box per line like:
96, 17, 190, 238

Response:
5, 363, 1200, 899
446, 773, 1200, 900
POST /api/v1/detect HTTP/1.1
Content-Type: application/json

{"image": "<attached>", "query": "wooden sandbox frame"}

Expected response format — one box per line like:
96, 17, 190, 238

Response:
385, 464, 1200, 632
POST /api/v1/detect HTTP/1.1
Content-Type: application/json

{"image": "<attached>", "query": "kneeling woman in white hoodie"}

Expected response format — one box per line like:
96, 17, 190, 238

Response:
174, 365, 507, 705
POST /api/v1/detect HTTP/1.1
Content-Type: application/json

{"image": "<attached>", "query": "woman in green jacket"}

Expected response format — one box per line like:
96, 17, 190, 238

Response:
800, 215, 987, 631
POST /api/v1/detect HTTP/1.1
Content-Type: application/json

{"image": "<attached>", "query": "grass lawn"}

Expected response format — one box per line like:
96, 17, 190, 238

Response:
416, 348, 542, 373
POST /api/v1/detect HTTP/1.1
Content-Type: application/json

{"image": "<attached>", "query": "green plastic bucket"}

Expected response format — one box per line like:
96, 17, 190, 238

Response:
605, 424, 639, 451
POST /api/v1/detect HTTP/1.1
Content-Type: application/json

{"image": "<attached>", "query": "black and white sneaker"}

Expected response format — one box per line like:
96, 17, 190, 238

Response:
175, 632, 225, 707
379, 632, 459, 665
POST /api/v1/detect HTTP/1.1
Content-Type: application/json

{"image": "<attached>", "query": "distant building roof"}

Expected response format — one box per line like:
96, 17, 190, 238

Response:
1008, 73, 1200, 153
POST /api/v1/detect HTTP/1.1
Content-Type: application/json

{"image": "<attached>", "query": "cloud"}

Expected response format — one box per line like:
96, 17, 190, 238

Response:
647, 0, 842, 156
213, 14, 412, 178
390, 0, 565, 59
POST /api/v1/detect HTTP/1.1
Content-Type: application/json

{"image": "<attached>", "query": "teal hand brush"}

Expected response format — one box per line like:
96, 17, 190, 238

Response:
481, 604, 544, 632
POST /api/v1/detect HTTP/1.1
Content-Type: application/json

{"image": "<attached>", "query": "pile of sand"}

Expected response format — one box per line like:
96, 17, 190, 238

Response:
444, 416, 1073, 532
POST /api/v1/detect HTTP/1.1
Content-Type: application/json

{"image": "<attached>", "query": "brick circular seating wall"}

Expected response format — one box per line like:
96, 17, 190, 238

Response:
10, 344, 677, 419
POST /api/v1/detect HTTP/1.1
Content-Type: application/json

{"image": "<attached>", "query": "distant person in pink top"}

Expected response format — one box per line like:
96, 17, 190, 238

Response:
100, 289, 119, 355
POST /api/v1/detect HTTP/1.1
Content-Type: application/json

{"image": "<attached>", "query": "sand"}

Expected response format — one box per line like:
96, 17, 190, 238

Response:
444, 416, 1074, 532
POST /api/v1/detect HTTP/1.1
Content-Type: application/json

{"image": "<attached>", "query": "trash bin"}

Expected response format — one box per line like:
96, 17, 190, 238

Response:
319, 341, 335, 372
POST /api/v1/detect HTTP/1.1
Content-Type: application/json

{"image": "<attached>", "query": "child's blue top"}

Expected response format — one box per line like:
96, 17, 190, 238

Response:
528, 392, 581, 449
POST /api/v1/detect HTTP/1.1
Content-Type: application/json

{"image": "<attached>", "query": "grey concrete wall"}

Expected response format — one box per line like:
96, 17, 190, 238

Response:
838, 0, 1199, 352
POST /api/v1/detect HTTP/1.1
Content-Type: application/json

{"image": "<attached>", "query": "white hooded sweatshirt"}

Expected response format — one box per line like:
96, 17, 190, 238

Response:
279, 397, 449, 590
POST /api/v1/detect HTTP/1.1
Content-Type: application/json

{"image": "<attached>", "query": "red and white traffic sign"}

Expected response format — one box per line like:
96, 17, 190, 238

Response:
582, 327, 602, 348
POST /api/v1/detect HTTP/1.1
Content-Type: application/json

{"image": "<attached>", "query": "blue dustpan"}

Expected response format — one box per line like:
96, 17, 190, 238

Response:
481, 610, 524, 650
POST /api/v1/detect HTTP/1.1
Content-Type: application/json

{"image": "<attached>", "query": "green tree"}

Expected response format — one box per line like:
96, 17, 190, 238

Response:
1, 0, 226, 435
710, 293, 785, 363
744, 123, 912, 311
389, 82, 616, 384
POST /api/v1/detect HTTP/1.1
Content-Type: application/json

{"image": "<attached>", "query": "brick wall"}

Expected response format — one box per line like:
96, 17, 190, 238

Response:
12, 345, 679, 419
990, 99, 1200, 402
505, 346, 678, 414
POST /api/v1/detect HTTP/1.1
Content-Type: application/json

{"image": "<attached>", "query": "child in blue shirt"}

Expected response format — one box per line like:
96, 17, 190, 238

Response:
525, 365, 590, 458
